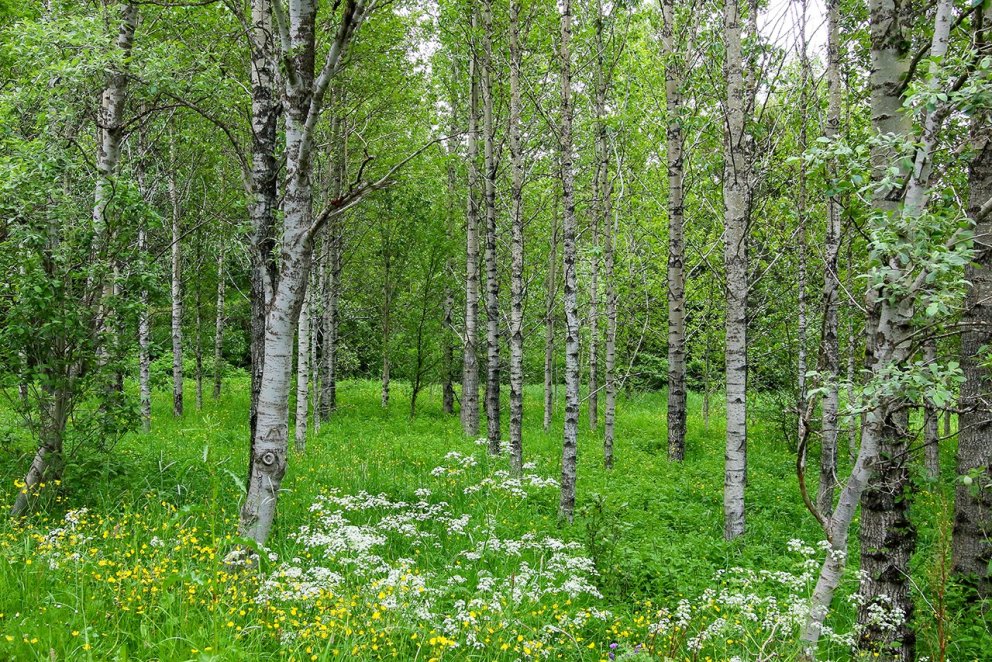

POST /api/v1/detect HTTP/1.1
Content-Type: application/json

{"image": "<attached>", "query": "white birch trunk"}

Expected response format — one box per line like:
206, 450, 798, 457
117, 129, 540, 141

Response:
168, 147, 184, 419
508, 0, 525, 473
295, 279, 311, 453
481, 0, 501, 452
213, 246, 226, 400
461, 12, 482, 437
558, 0, 580, 523
722, 0, 749, 540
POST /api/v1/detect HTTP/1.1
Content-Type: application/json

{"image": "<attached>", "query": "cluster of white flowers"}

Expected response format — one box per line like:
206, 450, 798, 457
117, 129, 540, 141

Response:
38, 508, 93, 569
257, 447, 603, 653
648, 538, 862, 656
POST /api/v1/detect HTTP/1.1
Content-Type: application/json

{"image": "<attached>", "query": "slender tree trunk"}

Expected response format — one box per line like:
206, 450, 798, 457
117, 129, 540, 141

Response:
558, 0, 579, 523
923, 339, 940, 479
481, 0, 501, 452
320, 108, 342, 421
213, 246, 226, 399
953, 5, 992, 593
382, 251, 391, 408
295, 278, 311, 453
195, 244, 204, 411
508, 0, 525, 473
443, 74, 458, 416
138, 223, 151, 431
847, 229, 858, 460
660, 0, 687, 462
462, 11, 481, 437
795, 0, 809, 470
544, 210, 558, 432
818, 0, 842, 517
603, 168, 617, 470
168, 154, 184, 419
722, 0, 749, 540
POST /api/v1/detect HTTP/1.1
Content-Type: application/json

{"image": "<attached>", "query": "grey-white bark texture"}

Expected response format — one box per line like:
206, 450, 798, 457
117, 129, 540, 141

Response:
592, 0, 614, 466
801, 0, 952, 656
294, 278, 311, 453
138, 223, 151, 432
461, 13, 481, 437
319, 110, 342, 421
213, 247, 226, 400
544, 211, 558, 432
795, 0, 809, 484
247, 0, 280, 444
923, 339, 940, 480
953, 10, 992, 593
817, 0, 842, 518
558, 0, 579, 524
660, 0, 686, 463
239, 0, 370, 546
722, 0, 749, 541
443, 71, 459, 417
481, 0, 501, 453
168, 147, 184, 419
508, 0, 524, 473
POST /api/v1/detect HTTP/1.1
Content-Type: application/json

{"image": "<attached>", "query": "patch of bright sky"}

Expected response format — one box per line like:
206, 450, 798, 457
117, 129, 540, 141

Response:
760, 0, 828, 61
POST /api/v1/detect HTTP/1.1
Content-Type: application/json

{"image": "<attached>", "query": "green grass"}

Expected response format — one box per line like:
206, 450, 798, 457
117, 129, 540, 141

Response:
0, 379, 984, 660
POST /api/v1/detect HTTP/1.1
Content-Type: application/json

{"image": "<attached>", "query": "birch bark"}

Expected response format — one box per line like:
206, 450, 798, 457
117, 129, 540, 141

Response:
462, 11, 482, 437
953, 5, 992, 593
558, 0, 580, 523
722, 0, 749, 540
482, 0, 501, 452
660, 0, 687, 462
508, 0, 525, 473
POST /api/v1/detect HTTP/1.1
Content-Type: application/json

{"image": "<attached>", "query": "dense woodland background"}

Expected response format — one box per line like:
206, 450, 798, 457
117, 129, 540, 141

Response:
0, 0, 991, 660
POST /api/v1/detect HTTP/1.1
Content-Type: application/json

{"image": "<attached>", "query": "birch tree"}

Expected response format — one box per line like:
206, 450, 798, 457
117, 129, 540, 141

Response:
462, 7, 482, 437
481, 0, 501, 453
954, 2, 992, 594
722, 0, 749, 541
508, 0, 525, 473
558, 0, 580, 524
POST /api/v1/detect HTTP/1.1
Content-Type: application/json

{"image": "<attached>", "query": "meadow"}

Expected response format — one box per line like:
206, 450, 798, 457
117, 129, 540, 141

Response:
0, 380, 982, 661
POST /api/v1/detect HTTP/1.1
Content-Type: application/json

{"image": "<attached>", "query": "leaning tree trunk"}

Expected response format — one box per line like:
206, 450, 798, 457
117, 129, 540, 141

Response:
818, 0, 842, 518
660, 0, 687, 462
168, 152, 184, 419
722, 0, 749, 541
481, 0, 501, 453
213, 246, 226, 399
461, 11, 481, 437
558, 0, 580, 523
953, 10, 992, 593
801, 0, 952, 655
13, 1, 138, 517
507, 0, 525, 473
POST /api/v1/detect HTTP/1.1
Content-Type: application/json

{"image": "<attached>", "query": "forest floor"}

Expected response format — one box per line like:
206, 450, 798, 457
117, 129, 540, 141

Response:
0, 380, 977, 660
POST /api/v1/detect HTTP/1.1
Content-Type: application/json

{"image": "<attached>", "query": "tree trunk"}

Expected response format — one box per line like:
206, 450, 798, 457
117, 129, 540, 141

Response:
507, 0, 525, 473
953, 6, 992, 593
924, 338, 940, 480
462, 10, 481, 437
138, 223, 151, 433
558, 0, 579, 523
443, 73, 458, 416
382, 250, 391, 408
544, 209, 558, 432
168, 148, 184, 419
481, 0, 501, 452
320, 108, 342, 421
195, 242, 204, 411
295, 278, 311, 453
802, 0, 951, 655
213, 246, 226, 399
239, 0, 371, 546
818, 0, 842, 518
247, 0, 281, 445
722, 0, 749, 541
660, 0, 687, 462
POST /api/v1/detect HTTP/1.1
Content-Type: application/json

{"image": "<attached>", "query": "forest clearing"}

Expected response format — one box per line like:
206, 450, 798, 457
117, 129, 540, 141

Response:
1, 0, 992, 659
